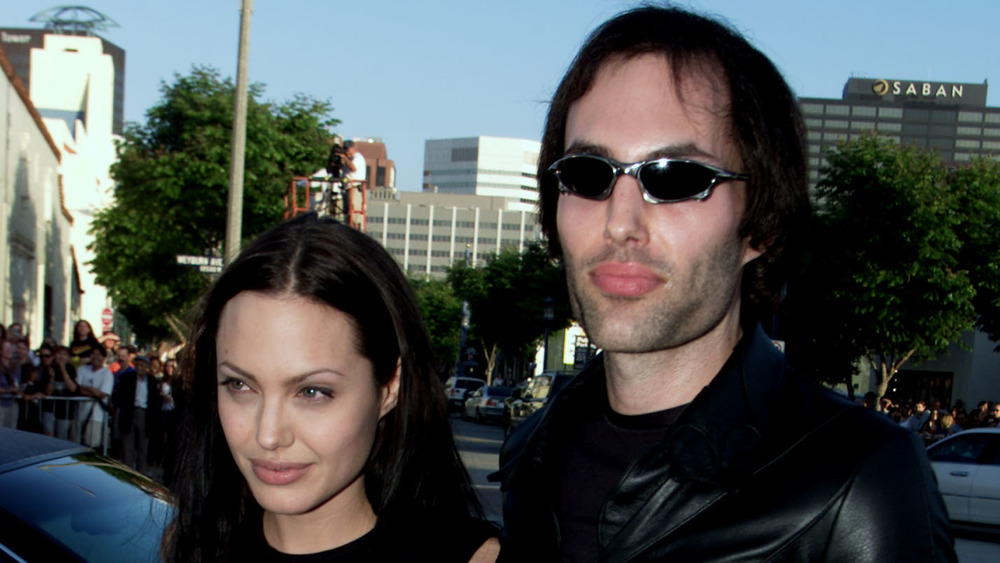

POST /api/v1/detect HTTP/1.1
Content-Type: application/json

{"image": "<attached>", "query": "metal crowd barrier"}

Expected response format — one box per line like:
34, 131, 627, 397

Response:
6, 395, 111, 456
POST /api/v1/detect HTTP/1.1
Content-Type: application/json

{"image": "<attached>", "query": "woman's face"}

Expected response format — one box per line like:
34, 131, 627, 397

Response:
215, 291, 399, 520
75, 321, 90, 338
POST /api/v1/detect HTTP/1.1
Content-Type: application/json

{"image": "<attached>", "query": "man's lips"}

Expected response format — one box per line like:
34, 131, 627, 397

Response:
251, 459, 312, 486
590, 262, 663, 297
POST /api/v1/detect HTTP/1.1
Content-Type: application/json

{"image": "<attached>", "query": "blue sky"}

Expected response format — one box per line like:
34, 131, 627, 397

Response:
7, 1, 1000, 190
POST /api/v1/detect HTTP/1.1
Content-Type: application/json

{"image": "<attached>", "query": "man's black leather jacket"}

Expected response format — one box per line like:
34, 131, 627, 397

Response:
491, 324, 955, 562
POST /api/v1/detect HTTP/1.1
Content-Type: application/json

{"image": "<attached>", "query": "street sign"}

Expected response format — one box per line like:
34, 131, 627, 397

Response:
176, 254, 224, 274
101, 307, 114, 330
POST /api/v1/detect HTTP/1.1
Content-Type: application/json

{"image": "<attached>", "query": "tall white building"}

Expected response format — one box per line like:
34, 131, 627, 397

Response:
422, 136, 541, 213
1, 26, 123, 337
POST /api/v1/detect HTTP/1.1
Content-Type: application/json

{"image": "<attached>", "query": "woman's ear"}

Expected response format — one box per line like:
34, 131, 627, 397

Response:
379, 358, 401, 418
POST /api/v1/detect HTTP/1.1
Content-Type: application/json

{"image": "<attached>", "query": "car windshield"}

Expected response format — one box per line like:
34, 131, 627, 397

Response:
0, 451, 174, 561
488, 386, 513, 397
457, 380, 484, 390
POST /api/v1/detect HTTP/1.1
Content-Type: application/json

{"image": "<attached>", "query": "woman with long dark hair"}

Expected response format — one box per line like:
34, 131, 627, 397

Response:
68, 320, 101, 364
164, 214, 498, 561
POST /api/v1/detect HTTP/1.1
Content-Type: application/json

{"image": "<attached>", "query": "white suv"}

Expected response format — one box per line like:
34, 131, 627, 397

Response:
443, 376, 486, 411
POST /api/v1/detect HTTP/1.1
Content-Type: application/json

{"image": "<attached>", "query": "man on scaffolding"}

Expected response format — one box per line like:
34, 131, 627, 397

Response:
320, 138, 366, 222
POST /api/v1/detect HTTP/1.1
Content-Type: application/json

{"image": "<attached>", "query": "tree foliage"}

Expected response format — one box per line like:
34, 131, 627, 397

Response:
447, 242, 572, 380
409, 277, 463, 379
784, 135, 1000, 401
89, 66, 336, 340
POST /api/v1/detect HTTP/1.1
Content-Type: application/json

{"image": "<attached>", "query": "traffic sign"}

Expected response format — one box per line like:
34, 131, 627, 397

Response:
101, 307, 114, 330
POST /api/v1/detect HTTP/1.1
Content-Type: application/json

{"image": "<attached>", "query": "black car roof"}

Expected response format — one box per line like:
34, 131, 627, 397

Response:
0, 428, 91, 474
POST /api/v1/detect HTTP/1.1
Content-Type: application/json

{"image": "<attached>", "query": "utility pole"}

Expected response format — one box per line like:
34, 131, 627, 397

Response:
225, 0, 253, 263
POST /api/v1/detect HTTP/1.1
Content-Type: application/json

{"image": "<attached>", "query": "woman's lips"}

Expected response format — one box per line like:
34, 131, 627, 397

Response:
590, 262, 663, 297
251, 459, 312, 486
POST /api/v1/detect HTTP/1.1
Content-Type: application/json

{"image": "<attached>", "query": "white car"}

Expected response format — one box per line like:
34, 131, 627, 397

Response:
926, 427, 1000, 526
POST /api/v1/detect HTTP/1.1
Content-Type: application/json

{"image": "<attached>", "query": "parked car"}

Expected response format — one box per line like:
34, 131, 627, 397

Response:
443, 376, 486, 412
463, 386, 514, 423
926, 427, 1000, 526
0, 427, 174, 561
502, 371, 575, 437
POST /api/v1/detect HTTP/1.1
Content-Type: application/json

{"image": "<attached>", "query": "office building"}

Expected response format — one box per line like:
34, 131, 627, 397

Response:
367, 188, 542, 278
800, 77, 997, 185
423, 136, 541, 212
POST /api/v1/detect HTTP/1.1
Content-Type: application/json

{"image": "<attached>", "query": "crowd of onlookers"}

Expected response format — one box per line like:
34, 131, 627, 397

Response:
862, 391, 1000, 445
0, 319, 181, 482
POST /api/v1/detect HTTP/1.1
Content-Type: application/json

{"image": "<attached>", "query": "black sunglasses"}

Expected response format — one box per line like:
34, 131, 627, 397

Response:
548, 154, 748, 204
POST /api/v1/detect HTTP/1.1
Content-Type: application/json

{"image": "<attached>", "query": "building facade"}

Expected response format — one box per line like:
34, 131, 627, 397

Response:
366, 188, 542, 278
1, 27, 122, 338
351, 138, 395, 190
801, 77, 997, 185
0, 44, 75, 344
422, 136, 541, 212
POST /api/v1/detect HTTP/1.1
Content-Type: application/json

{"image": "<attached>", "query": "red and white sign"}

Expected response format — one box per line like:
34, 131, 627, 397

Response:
101, 308, 114, 330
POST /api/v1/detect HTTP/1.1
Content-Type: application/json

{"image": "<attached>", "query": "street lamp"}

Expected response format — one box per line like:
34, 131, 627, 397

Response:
543, 297, 554, 372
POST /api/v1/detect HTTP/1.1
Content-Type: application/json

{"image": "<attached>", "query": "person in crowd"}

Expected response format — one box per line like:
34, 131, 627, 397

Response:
19, 363, 45, 432
940, 413, 963, 436
491, 6, 953, 560
77, 346, 114, 449
69, 320, 102, 364
0, 340, 21, 429
901, 401, 932, 431
43, 345, 78, 439
110, 345, 135, 376
163, 214, 498, 562
113, 355, 163, 474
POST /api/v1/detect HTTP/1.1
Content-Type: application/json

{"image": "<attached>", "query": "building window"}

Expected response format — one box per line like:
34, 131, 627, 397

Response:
801, 103, 824, 115
957, 126, 982, 136
959, 111, 983, 123
824, 120, 848, 129
986, 113, 1000, 124
451, 147, 478, 162
879, 107, 904, 119
368, 216, 383, 223
954, 153, 971, 162
805, 118, 823, 128
824, 132, 848, 142
983, 141, 1000, 150
432, 235, 451, 242
433, 219, 452, 227
955, 139, 979, 149
807, 131, 821, 141
877, 122, 901, 132
825, 105, 850, 116
851, 121, 876, 131
852, 106, 877, 117
985, 128, 1000, 137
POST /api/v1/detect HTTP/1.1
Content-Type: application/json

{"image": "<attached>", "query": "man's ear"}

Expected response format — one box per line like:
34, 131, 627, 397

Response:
379, 358, 401, 418
741, 236, 765, 266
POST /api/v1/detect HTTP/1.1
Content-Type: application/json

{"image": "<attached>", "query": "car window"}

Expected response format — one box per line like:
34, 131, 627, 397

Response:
488, 387, 513, 397
0, 452, 173, 562
927, 433, 993, 464
458, 380, 484, 391
470, 388, 483, 398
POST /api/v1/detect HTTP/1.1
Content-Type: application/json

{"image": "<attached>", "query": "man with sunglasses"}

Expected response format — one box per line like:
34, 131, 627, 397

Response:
492, 6, 954, 561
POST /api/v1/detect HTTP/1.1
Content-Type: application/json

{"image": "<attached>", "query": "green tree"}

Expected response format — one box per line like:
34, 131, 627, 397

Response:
89, 66, 336, 340
447, 242, 572, 381
951, 158, 1000, 348
409, 277, 463, 379
785, 135, 977, 402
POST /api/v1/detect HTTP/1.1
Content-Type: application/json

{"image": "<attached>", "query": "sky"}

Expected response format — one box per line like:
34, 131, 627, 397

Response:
6, 1, 1000, 191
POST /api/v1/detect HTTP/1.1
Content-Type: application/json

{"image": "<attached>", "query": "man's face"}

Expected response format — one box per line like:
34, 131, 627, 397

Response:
556, 54, 759, 354
117, 348, 129, 365
915, 402, 926, 413
90, 349, 105, 368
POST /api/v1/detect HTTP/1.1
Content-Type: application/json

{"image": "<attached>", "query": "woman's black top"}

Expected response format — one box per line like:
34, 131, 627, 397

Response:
230, 514, 498, 562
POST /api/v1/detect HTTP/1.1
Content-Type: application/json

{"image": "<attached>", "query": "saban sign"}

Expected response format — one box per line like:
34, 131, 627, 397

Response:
872, 79, 964, 99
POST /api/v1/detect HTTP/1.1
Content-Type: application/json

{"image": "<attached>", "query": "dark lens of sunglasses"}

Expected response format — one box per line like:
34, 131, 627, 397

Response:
558, 157, 615, 198
638, 160, 718, 201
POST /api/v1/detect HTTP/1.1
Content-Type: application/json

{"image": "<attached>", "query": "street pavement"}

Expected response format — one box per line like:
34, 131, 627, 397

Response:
450, 414, 1000, 561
